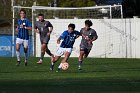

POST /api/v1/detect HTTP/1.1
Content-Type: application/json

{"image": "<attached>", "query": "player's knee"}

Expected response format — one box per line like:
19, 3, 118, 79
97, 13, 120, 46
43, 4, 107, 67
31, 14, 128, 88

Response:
80, 48, 85, 51
16, 49, 20, 51
84, 55, 88, 58
41, 50, 45, 54
24, 48, 28, 53
16, 47, 20, 51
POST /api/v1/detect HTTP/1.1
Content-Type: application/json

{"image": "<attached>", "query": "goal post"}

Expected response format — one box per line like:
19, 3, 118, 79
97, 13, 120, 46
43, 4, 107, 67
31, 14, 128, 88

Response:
32, 5, 123, 19
12, 5, 129, 58
32, 5, 124, 58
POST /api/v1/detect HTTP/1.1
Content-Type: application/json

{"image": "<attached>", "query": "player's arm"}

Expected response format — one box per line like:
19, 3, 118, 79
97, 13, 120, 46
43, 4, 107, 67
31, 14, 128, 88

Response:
80, 28, 87, 39
88, 31, 98, 44
57, 31, 66, 44
47, 21, 53, 36
57, 37, 61, 44
90, 36, 97, 42
15, 25, 19, 32
25, 26, 32, 30
25, 20, 32, 30
90, 31, 98, 42
34, 28, 39, 33
34, 22, 39, 33
76, 35, 80, 39
16, 19, 20, 32
76, 31, 81, 39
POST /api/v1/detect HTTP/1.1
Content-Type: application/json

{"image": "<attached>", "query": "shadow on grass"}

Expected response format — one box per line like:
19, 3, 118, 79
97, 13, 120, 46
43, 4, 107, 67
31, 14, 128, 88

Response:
0, 78, 140, 93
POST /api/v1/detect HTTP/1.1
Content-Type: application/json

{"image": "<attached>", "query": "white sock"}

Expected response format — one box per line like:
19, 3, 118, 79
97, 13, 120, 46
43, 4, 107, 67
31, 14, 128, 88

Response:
51, 62, 54, 65
58, 63, 63, 69
39, 59, 43, 62
16, 51, 20, 61
24, 53, 28, 62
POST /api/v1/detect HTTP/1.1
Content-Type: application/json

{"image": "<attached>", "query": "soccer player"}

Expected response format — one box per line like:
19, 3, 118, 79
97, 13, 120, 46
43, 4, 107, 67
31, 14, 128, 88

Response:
15, 9, 32, 66
78, 20, 98, 70
50, 23, 80, 71
35, 14, 54, 64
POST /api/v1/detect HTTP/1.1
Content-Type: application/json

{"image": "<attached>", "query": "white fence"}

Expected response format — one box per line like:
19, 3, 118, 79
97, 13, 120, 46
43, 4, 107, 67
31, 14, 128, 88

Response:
36, 18, 140, 58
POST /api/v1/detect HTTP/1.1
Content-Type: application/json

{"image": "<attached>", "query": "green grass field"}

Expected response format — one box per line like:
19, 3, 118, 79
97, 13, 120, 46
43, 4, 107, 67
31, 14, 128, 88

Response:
0, 57, 140, 93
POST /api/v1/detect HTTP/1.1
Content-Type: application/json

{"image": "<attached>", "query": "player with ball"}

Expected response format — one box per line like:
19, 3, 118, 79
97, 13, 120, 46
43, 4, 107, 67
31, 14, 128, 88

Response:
50, 23, 80, 71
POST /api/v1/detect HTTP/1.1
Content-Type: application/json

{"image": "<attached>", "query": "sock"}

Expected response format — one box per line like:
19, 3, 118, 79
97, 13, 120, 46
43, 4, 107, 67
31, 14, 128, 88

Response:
46, 49, 52, 56
40, 52, 45, 61
78, 60, 83, 67
51, 61, 56, 65
58, 63, 63, 69
24, 53, 28, 62
16, 51, 20, 61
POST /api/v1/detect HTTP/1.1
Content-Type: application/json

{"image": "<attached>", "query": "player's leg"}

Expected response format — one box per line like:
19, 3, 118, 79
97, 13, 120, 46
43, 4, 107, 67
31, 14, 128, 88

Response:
84, 45, 92, 58
16, 38, 22, 66
78, 48, 85, 70
50, 47, 64, 71
23, 40, 29, 66
50, 55, 61, 71
58, 52, 71, 69
37, 43, 46, 64
78, 46, 92, 70
46, 45, 54, 61
57, 48, 72, 72
83, 49, 91, 58
45, 36, 54, 61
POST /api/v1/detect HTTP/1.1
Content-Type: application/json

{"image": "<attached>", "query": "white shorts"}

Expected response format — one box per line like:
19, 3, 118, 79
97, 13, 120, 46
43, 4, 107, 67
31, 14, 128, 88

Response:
55, 47, 73, 56
16, 38, 28, 48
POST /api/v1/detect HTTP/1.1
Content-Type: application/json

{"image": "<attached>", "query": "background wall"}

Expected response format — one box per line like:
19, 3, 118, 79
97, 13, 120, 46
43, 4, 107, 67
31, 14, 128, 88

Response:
36, 18, 140, 58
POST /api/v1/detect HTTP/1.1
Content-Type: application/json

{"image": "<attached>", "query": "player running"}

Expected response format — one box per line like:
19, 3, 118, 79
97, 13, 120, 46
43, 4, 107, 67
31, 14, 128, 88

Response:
15, 9, 32, 66
50, 23, 80, 71
78, 20, 98, 70
35, 14, 54, 64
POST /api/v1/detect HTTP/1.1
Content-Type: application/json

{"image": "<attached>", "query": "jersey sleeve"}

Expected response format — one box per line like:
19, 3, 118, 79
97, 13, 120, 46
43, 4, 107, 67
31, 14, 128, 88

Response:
47, 21, 53, 27
59, 31, 67, 40
92, 30, 98, 40
80, 28, 83, 35
76, 31, 81, 36
34, 21, 38, 29
17, 19, 20, 28
27, 19, 32, 27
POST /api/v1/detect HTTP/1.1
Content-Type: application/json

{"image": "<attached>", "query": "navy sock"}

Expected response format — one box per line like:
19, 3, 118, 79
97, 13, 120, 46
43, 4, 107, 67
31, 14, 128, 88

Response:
46, 49, 52, 56
78, 61, 83, 66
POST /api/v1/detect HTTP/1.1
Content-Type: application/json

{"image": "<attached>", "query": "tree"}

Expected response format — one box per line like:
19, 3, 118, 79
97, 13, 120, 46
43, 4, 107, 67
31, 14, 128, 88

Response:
58, 0, 96, 7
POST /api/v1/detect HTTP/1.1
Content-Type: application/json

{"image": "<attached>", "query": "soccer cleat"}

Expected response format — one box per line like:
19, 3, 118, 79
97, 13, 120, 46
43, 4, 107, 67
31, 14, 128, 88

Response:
56, 68, 61, 72
78, 67, 82, 70
78, 65, 82, 70
24, 60, 28, 66
16, 61, 21, 66
37, 60, 42, 64
25, 62, 28, 66
50, 64, 54, 71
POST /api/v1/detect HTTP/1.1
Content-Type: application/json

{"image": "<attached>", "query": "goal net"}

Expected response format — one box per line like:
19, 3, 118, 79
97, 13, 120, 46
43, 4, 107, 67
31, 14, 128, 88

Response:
31, 5, 127, 58
13, 5, 136, 58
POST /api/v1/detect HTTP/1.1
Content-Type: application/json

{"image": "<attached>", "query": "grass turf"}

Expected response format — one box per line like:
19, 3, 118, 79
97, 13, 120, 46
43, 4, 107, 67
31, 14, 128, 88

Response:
0, 57, 140, 93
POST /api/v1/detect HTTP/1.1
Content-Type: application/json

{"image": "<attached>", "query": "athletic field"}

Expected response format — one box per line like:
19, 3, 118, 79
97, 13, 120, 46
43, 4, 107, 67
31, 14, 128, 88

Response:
0, 57, 140, 93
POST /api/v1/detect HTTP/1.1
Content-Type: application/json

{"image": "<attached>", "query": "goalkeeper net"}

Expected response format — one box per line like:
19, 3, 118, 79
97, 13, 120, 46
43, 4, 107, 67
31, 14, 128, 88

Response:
31, 5, 127, 58
13, 5, 137, 58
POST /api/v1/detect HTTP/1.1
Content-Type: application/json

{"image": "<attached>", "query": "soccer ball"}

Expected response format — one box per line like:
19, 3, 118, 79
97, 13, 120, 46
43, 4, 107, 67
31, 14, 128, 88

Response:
61, 62, 69, 70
